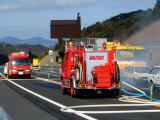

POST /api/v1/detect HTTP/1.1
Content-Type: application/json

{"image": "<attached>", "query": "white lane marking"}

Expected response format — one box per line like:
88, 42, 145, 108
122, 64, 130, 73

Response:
63, 103, 160, 108
63, 109, 160, 114
61, 103, 160, 114
8, 80, 96, 120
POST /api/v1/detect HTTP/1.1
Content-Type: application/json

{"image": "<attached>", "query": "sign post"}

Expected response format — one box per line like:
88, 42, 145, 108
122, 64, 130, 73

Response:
150, 83, 153, 102
48, 73, 50, 81
48, 50, 54, 72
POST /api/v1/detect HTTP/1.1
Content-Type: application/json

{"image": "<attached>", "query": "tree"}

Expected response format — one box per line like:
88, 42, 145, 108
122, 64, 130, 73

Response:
153, 0, 160, 19
54, 38, 65, 58
0, 54, 8, 65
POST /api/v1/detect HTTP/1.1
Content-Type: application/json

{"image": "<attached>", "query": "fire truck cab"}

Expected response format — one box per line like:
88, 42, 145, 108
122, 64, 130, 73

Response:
61, 39, 121, 97
6, 52, 31, 78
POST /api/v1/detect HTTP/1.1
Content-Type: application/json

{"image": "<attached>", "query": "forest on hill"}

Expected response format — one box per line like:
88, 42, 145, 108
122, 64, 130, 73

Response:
0, 43, 49, 65
81, 0, 160, 43
55, 0, 160, 57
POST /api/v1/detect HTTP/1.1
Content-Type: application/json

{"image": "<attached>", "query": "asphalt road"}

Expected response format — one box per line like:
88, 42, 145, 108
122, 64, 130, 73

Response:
0, 66, 160, 120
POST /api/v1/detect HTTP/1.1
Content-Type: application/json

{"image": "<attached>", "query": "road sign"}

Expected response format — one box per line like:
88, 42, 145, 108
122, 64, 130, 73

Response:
49, 50, 54, 63
49, 50, 54, 56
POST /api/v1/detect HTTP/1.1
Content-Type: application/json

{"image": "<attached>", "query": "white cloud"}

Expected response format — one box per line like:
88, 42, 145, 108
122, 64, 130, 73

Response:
0, 0, 98, 11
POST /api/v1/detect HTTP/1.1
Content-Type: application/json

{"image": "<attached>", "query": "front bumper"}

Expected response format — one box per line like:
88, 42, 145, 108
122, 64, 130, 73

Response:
9, 70, 31, 75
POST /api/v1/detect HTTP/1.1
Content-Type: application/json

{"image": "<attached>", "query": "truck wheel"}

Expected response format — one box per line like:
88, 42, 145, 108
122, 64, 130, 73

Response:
61, 77, 67, 94
70, 75, 81, 98
4, 74, 7, 78
7, 75, 11, 79
70, 80, 80, 98
70, 82, 76, 97
27, 75, 31, 79
61, 84, 67, 94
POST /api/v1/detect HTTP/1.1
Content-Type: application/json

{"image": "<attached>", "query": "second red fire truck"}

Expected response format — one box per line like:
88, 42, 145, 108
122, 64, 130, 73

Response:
4, 52, 31, 78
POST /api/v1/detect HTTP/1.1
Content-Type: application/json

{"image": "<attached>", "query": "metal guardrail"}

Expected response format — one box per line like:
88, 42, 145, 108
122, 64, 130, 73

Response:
40, 65, 60, 75
33, 65, 60, 80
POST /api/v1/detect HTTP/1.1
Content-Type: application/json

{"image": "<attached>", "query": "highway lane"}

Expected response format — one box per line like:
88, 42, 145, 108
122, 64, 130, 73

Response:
0, 80, 59, 120
4, 80, 87, 120
0, 67, 83, 120
35, 66, 160, 100
1, 66, 160, 120
9, 79, 160, 120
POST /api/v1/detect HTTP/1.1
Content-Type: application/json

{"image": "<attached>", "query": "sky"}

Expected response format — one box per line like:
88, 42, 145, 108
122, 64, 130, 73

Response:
0, 0, 157, 39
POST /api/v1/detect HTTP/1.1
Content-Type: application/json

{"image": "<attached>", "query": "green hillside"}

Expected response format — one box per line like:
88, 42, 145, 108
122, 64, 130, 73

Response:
81, 0, 160, 43
0, 43, 50, 65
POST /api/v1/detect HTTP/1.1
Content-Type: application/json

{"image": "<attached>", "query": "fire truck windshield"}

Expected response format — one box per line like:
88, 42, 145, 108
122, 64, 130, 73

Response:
116, 49, 148, 61
12, 58, 29, 65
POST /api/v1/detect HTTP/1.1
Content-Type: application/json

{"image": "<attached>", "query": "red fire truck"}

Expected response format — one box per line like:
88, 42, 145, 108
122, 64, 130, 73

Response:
61, 39, 121, 97
6, 52, 31, 78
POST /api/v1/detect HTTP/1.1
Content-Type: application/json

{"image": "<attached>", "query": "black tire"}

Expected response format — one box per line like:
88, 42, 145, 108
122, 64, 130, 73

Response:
4, 74, 7, 78
61, 77, 68, 94
27, 75, 31, 79
70, 81, 77, 98
61, 84, 67, 94
7, 75, 11, 79
70, 76, 80, 98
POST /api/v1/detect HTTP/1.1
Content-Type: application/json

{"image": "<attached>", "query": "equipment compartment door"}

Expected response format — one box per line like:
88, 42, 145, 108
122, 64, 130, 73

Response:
85, 51, 108, 81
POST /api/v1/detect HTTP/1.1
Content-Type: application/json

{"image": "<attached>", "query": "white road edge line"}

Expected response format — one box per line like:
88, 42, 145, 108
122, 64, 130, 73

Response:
62, 109, 160, 114
61, 103, 160, 114
7, 80, 97, 120
64, 103, 160, 108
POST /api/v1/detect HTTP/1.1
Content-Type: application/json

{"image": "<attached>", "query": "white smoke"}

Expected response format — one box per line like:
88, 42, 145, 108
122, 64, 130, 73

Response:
125, 21, 160, 45
125, 20, 160, 66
